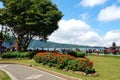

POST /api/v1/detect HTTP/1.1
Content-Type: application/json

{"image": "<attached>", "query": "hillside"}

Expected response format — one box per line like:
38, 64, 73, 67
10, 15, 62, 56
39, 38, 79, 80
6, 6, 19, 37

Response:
3, 39, 104, 49
28, 40, 103, 49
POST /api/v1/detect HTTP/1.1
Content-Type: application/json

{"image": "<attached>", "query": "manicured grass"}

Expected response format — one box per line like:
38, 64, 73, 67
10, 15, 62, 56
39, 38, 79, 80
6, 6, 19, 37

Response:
85, 55, 120, 80
0, 55, 120, 80
0, 69, 11, 80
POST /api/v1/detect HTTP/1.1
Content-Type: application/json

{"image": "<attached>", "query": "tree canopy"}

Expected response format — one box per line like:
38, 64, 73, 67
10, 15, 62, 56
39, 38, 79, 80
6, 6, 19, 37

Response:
0, 0, 63, 51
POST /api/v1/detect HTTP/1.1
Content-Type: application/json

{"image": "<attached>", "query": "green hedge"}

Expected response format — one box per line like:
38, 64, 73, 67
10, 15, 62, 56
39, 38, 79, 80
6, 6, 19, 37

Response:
67, 50, 85, 58
1, 51, 30, 58
76, 51, 85, 58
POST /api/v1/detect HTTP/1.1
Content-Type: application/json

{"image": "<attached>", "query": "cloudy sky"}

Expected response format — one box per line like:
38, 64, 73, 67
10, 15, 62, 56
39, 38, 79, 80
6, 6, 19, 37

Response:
0, 0, 120, 47
48, 0, 120, 47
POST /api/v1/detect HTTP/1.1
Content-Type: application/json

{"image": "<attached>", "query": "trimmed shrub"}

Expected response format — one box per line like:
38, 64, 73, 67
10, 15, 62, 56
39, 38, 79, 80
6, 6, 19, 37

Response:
1, 51, 30, 58
67, 50, 77, 57
1, 52, 17, 58
76, 51, 85, 58
67, 50, 85, 58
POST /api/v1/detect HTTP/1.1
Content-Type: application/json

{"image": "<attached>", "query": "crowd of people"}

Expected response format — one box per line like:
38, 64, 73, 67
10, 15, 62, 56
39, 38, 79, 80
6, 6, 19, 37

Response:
0, 45, 120, 55
104, 47, 119, 55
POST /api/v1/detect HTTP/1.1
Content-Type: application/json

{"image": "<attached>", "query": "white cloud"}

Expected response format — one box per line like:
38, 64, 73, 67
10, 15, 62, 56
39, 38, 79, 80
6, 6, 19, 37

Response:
80, 0, 107, 7
103, 30, 120, 46
48, 19, 120, 47
48, 19, 103, 46
98, 5, 120, 22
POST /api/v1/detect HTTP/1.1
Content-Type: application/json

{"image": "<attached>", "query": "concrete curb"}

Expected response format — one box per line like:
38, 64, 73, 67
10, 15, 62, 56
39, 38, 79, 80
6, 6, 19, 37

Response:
0, 68, 18, 80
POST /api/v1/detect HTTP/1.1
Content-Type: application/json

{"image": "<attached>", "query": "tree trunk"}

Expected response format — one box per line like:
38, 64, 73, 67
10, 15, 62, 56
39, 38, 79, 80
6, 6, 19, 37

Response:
0, 42, 2, 53
16, 34, 22, 51
0, 33, 3, 53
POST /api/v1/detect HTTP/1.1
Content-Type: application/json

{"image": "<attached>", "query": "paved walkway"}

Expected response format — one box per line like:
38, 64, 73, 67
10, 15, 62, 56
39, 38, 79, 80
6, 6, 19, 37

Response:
0, 64, 66, 80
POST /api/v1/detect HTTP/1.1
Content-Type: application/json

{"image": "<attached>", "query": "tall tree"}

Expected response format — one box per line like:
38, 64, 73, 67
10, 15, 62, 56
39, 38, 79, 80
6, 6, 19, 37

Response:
112, 42, 116, 49
111, 42, 118, 55
0, 0, 63, 51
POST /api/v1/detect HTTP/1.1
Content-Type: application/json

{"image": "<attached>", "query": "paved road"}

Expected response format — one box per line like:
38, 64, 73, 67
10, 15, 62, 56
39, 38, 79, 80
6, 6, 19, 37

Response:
0, 64, 66, 80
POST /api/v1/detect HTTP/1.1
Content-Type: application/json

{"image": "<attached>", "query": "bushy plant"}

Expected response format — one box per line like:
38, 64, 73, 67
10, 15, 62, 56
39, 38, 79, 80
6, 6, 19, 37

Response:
118, 51, 120, 55
19, 52, 30, 58
85, 68, 96, 74
1, 52, 17, 58
28, 50, 38, 59
76, 51, 85, 58
67, 50, 77, 57
34, 52, 95, 74
1, 51, 30, 58
67, 50, 85, 58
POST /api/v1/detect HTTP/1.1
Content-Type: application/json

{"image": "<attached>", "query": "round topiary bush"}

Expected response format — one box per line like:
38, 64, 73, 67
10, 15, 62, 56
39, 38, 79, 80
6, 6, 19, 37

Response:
67, 50, 85, 58
76, 51, 85, 58
67, 50, 77, 57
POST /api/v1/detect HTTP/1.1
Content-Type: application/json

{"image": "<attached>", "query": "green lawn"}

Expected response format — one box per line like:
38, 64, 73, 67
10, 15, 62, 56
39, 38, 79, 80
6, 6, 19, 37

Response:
0, 69, 11, 80
0, 55, 120, 80
85, 55, 120, 80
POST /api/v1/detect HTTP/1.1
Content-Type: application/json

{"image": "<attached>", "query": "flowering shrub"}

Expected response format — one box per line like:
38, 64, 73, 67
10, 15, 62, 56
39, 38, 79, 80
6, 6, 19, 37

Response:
34, 52, 95, 74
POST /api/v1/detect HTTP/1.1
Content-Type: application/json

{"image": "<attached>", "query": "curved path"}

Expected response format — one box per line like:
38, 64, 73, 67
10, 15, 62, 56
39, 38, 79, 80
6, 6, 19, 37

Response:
0, 64, 66, 80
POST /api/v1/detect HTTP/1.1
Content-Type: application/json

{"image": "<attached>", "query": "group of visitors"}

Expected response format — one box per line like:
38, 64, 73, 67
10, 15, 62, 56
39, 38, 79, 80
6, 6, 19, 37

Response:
0, 46, 16, 54
104, 47, 119, 55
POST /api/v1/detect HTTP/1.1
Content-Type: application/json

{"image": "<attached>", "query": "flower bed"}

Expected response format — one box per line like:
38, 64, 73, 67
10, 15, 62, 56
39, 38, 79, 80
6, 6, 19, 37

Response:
34, 52, 97, 75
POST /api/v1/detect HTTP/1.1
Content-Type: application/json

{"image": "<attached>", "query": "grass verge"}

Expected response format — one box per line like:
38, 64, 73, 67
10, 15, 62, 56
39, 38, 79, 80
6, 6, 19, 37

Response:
0, 69, 11, 80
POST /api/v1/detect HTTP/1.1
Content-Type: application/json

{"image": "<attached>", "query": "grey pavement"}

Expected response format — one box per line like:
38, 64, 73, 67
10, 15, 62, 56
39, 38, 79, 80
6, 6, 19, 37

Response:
0, 64, 66, 80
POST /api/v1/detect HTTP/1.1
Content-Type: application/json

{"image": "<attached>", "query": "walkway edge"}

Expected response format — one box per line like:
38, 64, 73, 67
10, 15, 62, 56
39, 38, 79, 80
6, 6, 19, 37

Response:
0, 68, 18, 80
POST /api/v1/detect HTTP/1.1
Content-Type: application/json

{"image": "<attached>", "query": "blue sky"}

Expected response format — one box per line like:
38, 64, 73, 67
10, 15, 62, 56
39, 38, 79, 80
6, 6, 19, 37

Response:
48, 0, 120, 46
0, 0, 120, 46
51, 0, 120, 34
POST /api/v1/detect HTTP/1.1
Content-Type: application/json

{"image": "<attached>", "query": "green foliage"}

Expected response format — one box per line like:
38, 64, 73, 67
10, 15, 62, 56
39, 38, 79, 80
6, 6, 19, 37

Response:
118, 51, 120, 55
34, 52, 95, 74
56, 64, 64, 69
47, 62, 52, 67
28, 50, 38, 59
1, 51, 30, 58
85, 68, 96, 74
68, 50, 85, 58
67, 50, 77, 57
0, 0, 63, 51
67, 60, 78, 71
76, 51, 85, 58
